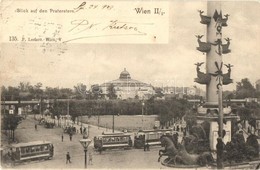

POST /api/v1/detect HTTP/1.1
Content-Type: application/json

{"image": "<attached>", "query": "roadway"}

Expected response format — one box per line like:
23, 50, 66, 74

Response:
5, 115, 169, 169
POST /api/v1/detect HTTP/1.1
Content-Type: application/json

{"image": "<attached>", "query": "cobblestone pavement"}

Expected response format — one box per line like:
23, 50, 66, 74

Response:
3, 115, 169, 169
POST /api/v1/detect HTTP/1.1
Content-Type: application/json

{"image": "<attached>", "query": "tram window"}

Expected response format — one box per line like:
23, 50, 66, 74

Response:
111, 137, 115, 142
102, 138, 105, 142
31, 147, 35, 152
21, 148, 25, 154
44, 145, 48, 150
36, 146, 40, 152
149, 134, 154, 139
26, 147, 29, 153
40, 146, 44, 151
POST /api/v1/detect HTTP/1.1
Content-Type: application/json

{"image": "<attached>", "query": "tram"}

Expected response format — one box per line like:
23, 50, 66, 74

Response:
134, 129, 175, 149
10, 141, 54, 163
94, 133, 133, 152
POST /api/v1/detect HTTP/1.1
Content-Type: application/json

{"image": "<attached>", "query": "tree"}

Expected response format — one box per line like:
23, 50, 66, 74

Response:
184, 109, 198, 131
91, 84, 103, 99
45, 87, 60, 99
34, 82, 43, 98
223, 90, 235, 100
107, 84, 117, 99
2, 86, 20, 100
154, 87, 164, 98
236, 78, 256, 98
18, 82, 31, 92
2, 114, 23, 141
74, 83, 88, 99
60, 88, 73, 99
158, 105, 171, 128
237, 107, 251, 123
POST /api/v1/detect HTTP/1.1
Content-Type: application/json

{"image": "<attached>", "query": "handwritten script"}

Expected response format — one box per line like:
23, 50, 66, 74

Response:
65, 19, 153, 43
2, 1, 169, 44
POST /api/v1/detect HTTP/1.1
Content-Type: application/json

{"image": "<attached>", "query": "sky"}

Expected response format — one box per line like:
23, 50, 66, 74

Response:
1, 1, 260, 91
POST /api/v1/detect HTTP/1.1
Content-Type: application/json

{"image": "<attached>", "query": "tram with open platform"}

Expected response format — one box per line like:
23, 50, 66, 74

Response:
10, 141, 54, 164
134, 129, 175, 149
94, 133, 132, 152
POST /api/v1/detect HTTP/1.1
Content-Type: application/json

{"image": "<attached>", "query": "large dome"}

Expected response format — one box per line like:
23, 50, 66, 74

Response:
99, 68, 155, 99
119, 68, 131, 79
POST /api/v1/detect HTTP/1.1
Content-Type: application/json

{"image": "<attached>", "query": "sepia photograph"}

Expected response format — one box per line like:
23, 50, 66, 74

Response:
1, 0, 260, 169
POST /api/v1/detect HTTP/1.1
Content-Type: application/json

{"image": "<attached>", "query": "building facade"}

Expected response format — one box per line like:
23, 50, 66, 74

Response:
100, 68, 155, 100
161, 86, 205, 98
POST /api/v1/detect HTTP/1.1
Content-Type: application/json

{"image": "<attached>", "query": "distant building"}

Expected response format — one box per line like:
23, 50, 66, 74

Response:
100, 68, 155, 100
161, 86, 205, 98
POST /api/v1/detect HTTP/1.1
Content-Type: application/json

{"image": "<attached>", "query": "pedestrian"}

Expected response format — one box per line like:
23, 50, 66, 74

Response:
216, 138, 225, 168
176, 125, 179, 132
146, 142, 150, 151
35, 124, 37, 130
62, 134, 64, 142
80, 127, 82, 134
248, 126, 251, 134
173, 133, 178, 147
66, 152, 71, 164
69, 133, 72, 141
128, 138, 133, 147
89, 152, 93, 165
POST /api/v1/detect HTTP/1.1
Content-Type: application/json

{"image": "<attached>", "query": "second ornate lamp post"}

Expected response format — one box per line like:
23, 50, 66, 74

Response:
79, 139, 92, 169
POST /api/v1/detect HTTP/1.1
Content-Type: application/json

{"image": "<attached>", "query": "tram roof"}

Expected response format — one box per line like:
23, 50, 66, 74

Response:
138, 129, 173, 133
96, 133, 131, 137
102, 132, 125, 135
11, 141, 52, 148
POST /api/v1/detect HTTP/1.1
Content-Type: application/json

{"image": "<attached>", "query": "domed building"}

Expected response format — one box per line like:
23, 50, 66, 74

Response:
100, 68, 155, 99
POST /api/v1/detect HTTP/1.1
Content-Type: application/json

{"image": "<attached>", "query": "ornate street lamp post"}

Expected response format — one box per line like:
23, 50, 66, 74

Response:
79, 139, 92, 169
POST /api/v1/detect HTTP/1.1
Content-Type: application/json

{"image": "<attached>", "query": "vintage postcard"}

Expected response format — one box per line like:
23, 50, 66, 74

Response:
1, 0, 260, 169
